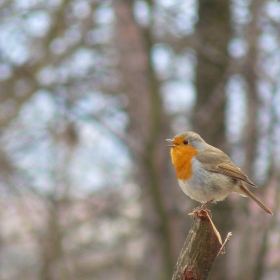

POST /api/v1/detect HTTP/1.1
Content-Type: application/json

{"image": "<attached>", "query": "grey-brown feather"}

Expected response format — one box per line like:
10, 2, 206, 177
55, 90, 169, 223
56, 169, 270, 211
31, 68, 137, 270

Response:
196, 144, 256, 187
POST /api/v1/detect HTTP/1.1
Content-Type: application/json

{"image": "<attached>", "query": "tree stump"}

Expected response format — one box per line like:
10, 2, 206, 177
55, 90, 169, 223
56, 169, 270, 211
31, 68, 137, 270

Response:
172, 208, 232, 280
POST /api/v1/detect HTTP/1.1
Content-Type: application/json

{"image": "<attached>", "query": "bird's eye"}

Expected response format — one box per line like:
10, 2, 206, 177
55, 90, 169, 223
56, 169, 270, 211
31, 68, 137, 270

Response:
183, 140, 189, 145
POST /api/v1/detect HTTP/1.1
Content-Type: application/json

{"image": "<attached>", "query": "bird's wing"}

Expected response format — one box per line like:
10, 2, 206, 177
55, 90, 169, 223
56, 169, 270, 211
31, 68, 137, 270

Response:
196, 147, 256, 187
217, 163, 255, 186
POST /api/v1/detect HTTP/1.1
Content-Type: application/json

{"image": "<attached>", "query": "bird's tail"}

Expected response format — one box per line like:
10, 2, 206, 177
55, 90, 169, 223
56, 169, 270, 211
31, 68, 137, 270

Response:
239, 183, 273, 215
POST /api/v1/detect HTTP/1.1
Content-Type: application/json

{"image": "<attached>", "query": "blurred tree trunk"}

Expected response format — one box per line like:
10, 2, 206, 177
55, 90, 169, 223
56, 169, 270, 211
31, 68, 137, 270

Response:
242, 0, 262, 178
192, 0, 232, 279
113, 1, 182, 279
40, 201, 64, 280
239, 1, 267, 279
193, 0, 231, 151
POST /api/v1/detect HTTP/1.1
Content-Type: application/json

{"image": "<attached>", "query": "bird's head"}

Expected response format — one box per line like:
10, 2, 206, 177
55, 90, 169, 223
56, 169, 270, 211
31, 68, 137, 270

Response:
166, 131, 206, 154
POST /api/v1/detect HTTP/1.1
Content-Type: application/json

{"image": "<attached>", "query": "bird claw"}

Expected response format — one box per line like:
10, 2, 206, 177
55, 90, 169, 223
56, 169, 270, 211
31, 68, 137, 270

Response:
189, 200, 214, 218
199, 199, 214, 210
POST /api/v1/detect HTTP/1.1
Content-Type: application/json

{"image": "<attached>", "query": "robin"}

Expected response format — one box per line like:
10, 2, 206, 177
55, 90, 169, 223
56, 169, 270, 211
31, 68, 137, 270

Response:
166, 131, 273, 214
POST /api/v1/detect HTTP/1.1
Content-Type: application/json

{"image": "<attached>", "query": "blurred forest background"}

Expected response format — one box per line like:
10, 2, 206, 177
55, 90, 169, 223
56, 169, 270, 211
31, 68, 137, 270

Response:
0, 0, 280, 279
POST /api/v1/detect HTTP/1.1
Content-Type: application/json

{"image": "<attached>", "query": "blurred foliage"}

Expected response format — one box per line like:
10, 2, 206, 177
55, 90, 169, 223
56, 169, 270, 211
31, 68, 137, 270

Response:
0, 0, 280, 279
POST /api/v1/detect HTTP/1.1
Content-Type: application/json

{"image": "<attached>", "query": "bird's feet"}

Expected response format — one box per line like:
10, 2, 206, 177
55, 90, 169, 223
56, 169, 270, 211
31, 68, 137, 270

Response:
189, 200, 214, 218
200, 199, 214, 210
193, 199, 214, 211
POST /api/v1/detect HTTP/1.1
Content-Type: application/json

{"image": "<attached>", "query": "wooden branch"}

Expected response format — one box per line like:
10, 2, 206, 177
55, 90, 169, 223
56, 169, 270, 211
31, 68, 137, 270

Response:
172, 209, 232, 280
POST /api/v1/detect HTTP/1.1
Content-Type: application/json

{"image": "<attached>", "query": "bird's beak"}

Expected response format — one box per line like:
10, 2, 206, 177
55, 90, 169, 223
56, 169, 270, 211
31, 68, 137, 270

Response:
166, 139, 176, 147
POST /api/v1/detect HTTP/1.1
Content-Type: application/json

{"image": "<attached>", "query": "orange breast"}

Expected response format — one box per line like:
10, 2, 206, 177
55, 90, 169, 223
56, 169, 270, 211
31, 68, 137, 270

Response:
170, 146, 198, 180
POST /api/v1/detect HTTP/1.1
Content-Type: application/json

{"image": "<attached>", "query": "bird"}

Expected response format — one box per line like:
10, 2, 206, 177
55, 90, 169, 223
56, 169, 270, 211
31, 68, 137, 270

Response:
166, 131, 273, 214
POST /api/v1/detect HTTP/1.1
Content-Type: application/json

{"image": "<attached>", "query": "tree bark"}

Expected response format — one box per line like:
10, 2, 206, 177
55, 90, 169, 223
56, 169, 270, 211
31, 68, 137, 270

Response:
172, 209, 231, 280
